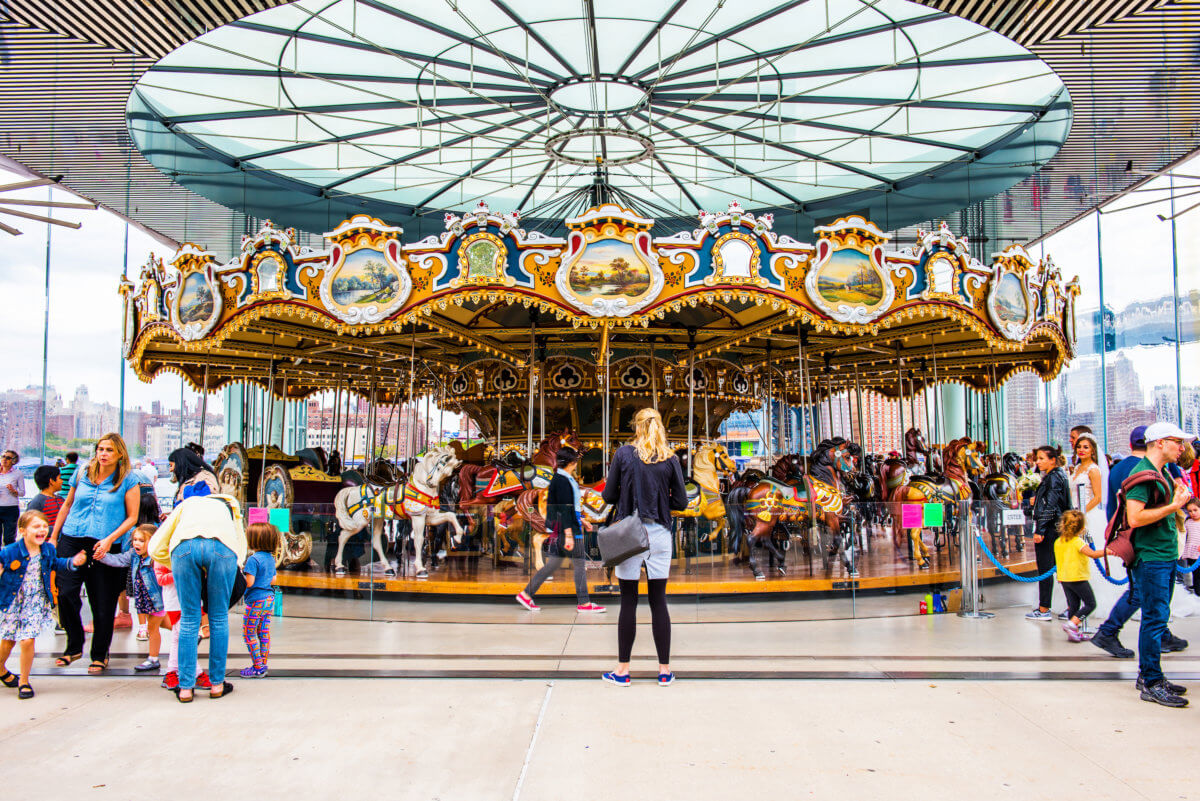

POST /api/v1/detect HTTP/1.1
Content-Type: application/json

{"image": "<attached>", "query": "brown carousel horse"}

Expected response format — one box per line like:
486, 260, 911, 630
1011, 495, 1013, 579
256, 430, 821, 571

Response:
887, 437, 984, 569
472, 430, 582, 556
726, 441, 856, 579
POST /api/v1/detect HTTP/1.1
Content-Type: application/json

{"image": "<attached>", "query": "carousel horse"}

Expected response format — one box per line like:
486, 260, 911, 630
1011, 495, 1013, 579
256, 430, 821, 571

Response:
794, 438, 860, 576
769, 453, 808, 485
887, 437, 983, 569
673, 443, 738, 547
332, 446, 464, 578
980, 451, 1025, 557
726, 468, 807, 580
460, 431, 582, 555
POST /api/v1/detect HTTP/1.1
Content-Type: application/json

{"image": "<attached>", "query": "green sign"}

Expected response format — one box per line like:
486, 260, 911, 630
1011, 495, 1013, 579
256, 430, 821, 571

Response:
922, 503, 944, 527
741, 441, 753, 457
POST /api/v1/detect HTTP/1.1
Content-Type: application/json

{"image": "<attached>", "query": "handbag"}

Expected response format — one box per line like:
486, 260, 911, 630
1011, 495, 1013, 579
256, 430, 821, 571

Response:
597, 512, 649, 567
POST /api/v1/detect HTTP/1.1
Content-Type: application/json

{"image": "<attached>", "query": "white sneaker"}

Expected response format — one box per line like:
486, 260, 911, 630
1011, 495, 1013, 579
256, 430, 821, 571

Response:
1025, 609, 1053, 621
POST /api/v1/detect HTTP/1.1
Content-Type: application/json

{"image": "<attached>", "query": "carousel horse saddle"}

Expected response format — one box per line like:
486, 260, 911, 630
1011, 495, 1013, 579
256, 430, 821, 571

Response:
341, 469, 365, 487
907, 475, 960, 504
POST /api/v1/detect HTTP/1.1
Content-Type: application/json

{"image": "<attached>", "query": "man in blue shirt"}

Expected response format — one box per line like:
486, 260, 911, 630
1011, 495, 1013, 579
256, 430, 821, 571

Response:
1092, 425, 1189, 660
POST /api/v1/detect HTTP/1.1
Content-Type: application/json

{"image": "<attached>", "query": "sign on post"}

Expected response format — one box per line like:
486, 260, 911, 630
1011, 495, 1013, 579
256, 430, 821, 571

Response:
1002, 508, 1025, 526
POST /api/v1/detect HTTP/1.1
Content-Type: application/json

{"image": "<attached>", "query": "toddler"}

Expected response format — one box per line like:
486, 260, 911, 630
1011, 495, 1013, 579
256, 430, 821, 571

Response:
1182, 499, 1200, 593
240, 522, 279, 678
97, 524, 170, 672
0, 511, 86, 698
1054, 510, 1105, 642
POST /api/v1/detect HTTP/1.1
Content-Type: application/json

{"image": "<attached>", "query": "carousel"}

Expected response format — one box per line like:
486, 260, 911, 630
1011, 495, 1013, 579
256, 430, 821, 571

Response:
121, 200, 1078, 597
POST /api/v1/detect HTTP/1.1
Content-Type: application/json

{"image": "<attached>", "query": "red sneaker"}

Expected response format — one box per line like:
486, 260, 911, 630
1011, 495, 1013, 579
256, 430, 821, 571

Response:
577, 602, 607, 613
161, 671, 178, 690
515, 593, 540, 611
195, 671, 212, 690
113, 612, 133, 630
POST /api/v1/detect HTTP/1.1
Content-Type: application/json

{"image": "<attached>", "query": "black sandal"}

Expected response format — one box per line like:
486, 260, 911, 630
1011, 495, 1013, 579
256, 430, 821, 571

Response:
173, 687, 193, 703
17, 684, 34, 700
0, 671, 18, 688
87, 660, 108, 675
209, 681, 234, 699
54, 653, 82, 667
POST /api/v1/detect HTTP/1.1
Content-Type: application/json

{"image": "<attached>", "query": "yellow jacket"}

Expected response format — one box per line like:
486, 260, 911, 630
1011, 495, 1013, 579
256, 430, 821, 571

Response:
149, 495, 247, 569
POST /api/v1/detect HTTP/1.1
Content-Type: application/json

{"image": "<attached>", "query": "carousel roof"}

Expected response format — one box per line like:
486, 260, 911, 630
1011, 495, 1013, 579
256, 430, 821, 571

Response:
123, 0, 1070, 236
123, 203, 1078, 428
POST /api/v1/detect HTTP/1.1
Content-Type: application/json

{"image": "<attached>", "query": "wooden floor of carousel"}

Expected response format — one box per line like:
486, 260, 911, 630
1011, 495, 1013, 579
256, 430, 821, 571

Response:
275, 527, 1037, 599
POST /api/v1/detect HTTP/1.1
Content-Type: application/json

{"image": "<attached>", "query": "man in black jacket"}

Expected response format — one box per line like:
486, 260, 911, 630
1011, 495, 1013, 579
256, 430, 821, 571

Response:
1026, 446, 1071, 620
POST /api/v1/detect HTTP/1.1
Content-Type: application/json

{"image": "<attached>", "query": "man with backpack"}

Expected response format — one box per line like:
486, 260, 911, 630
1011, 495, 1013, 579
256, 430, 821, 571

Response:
1092, 425, 1190, 663
1109, 422, 1193, 708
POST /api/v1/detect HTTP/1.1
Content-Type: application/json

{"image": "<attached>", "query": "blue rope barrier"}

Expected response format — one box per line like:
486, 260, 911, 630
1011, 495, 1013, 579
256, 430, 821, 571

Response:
1091, 558, 1130, 586
975, 534, 1057, 583
1177, 559, 1200, 574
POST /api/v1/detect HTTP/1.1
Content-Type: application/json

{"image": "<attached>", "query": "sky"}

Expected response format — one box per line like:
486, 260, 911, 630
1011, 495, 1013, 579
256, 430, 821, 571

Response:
0, 164, 209, 412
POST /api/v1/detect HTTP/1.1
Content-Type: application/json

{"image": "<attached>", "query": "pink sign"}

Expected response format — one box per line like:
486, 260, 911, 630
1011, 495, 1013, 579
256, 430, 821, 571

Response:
901, 504, 924, 528
248, 507, 269, 524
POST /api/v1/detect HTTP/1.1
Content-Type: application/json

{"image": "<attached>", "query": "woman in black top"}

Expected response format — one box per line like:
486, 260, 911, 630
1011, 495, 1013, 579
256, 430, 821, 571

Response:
1027, 444, 1072, 620
515, 448, 604, 613
600, 408, 688, 686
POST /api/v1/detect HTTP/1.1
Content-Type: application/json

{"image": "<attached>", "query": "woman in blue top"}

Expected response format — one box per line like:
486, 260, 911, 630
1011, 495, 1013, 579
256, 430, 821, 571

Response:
49, 433, 140, 674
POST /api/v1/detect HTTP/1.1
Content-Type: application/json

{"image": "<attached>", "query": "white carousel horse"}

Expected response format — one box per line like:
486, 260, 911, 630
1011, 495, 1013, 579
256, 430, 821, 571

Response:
332, 446, 464, 578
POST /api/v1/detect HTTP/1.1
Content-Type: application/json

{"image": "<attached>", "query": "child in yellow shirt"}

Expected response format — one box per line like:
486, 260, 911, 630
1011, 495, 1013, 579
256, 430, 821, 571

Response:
1054, 510, 1106, 642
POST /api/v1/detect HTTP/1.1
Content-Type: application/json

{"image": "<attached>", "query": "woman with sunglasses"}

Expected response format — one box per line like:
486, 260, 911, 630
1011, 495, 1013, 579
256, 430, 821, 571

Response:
0, 451, 23, 546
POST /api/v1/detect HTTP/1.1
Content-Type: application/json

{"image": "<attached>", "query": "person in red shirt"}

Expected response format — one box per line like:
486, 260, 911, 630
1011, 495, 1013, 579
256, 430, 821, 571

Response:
25, 466, 64, 528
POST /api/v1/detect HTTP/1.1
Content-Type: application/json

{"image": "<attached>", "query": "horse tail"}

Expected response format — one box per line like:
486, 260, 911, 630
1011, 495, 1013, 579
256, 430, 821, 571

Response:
726, 485, 749, 553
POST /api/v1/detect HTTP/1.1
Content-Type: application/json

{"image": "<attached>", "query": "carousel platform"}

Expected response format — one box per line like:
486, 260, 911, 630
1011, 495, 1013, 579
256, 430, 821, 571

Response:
275, 540, 1038, 598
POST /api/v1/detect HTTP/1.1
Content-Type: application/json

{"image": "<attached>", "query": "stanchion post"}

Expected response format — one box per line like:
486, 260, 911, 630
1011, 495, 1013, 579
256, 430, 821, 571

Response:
957, 499, 993, 618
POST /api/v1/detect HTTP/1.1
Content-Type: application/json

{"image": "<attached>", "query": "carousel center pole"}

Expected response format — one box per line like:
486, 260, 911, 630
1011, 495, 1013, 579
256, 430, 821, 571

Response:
392, 379, 403, 465
526, 333, 535, 459
199, 363, 209, 451
649, 337, 658, 413
330, 383, 340, 462
261, 359, 276, 494
763, 343, 772, 467
854, 362, 866, 449
342, 380, 353, 468
796, 327, 808, 459
800, 328, 813, 459
931, 345, 942, 444
686, 336, 696, 472
408, 324, 417, 460
896, 346, 905, 454
602, 323, 612, 468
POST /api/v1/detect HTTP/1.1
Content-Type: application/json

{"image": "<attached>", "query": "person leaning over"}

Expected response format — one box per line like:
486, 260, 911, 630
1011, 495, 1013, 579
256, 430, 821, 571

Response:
1123, 422, 1193, 708
1027, 445, 1071, 621
600, 408, 688, 687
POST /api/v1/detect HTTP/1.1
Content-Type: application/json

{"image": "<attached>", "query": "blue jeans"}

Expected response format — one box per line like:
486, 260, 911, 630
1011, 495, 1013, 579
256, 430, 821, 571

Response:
1130, 560, 1175, 686
1096, 566, 1176, 640
172, 537, 237, 689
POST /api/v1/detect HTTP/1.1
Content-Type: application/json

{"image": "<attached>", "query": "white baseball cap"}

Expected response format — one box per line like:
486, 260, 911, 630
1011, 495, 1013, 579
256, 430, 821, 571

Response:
1143, 421, 1195, 443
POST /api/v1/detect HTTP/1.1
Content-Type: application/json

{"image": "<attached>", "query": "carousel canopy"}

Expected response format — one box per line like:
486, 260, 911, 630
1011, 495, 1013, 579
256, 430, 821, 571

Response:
123, 202, 1077, 438
125, 0, 1070, 235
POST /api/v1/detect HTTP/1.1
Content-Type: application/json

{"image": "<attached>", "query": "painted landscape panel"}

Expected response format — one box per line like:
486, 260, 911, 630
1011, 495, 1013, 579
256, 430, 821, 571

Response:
994, 273, 1027, 324
178, 272, 215, 324
816, 248, 885, 307
567, 239, 651, 301
331, 248, 399, 307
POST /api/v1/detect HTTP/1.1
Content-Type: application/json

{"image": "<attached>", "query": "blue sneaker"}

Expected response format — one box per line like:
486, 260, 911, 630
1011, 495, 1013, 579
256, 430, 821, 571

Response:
601, 671, 631, 686
239, 666, 268, 679
658, 672, 675, 686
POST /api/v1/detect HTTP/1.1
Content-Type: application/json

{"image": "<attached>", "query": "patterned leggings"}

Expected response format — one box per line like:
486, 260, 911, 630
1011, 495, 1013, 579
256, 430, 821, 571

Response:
242, 597, 272, 669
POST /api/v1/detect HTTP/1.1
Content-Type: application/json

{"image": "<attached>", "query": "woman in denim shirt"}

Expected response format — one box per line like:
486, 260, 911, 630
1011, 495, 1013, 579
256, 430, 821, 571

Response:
49, 433, 140, 674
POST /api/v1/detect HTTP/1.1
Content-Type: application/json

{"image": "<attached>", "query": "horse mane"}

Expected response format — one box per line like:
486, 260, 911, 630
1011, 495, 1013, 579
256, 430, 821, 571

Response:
809, 439, 840, 485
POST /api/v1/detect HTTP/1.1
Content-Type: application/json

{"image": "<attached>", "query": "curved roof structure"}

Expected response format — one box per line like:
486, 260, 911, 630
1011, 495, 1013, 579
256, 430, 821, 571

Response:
126, 0, 1070, 235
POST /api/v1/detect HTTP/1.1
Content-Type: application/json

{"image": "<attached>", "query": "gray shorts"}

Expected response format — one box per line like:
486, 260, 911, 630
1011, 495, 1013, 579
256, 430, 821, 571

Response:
614, 521, 672, 581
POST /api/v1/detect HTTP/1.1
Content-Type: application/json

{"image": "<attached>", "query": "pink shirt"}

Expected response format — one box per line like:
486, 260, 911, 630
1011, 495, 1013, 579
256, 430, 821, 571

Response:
1184, 518, 1200, 561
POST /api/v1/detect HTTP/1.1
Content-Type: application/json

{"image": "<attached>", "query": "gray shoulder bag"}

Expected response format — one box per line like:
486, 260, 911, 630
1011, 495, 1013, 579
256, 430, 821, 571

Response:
597, 456, 650, 567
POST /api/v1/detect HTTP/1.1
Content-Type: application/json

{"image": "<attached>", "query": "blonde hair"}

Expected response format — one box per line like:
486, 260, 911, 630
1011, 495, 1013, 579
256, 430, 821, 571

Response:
1058, 509, 1086, 540
18, 510, 48, 530
87, 432, 132, 492
132, 523, 157, 544
632, 408, 673, 464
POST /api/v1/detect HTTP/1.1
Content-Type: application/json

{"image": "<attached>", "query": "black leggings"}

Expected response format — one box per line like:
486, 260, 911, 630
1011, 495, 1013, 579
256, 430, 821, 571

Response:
1034, 535, 1056, 609
1061, 580, 1096, 621
617, 578, 670, 664
55, 535, 126, 662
